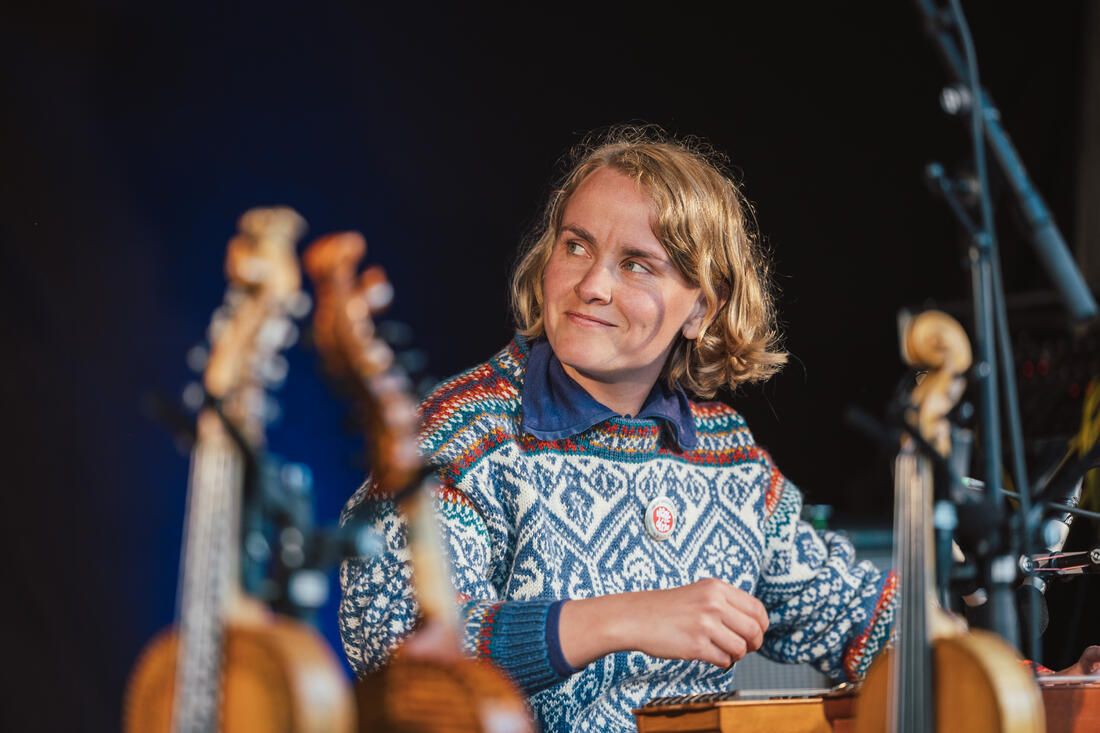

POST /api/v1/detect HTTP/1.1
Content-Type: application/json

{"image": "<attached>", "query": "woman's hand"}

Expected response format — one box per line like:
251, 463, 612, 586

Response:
1056, 645, 1100, 676
399, 618, 464, 663
558, 578, 769, 669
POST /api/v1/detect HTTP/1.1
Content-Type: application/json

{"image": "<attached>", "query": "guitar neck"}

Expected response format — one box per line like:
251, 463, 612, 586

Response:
172, 410, 245, 733
402, 488, 462, 634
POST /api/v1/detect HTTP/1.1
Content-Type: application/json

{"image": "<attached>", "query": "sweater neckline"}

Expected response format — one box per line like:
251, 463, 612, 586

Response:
515, 337, 697, 450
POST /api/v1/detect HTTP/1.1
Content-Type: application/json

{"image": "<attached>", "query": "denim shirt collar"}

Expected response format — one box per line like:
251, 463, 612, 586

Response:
519, 339, 698, 450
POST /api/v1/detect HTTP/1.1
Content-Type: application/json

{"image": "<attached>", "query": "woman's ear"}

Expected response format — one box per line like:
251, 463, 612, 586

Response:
681, 295, 709, 340
682, 284, 730, 340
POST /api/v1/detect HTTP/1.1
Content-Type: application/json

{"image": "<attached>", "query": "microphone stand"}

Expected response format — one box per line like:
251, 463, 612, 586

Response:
914, 0, 1098, 324
910, 0, 1095, 664
241, 455, 385, 622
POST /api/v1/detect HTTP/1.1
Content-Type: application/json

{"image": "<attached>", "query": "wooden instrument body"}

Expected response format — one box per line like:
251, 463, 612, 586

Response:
1039, 681, 1100, 733
853, 624, 1044, 733
356, 656, 533, 733
125, 613, 354, 733
635, 697, 834, 733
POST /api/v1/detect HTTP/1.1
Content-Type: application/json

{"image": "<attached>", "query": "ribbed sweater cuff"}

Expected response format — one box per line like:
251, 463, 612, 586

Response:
546, 599, 579, 677
468, 599, 574, 694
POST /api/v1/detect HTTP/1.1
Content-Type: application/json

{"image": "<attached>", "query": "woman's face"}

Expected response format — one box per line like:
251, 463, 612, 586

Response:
542, 167, 705, 392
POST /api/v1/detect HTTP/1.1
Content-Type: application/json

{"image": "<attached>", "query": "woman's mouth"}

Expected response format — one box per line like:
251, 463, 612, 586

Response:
566, 311, 615, 327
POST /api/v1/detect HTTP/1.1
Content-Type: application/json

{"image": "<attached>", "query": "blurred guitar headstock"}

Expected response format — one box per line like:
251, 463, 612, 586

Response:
304, 231, 420, 496
200, 206, 309, 445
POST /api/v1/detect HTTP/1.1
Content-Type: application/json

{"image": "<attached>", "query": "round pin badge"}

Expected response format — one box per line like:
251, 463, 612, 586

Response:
644, 496, 676, 541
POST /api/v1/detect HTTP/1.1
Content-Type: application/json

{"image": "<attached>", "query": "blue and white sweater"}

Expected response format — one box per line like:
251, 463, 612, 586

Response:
338, 338, 898, 732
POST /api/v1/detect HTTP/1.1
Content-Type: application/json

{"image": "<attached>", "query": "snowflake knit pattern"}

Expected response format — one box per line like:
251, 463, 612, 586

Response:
338, 338, 898, 732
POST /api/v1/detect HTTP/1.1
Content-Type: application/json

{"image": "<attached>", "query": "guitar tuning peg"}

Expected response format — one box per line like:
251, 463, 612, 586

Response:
258, 316, 296, 352
365, 339, 394, 371
373, 370, 413, 397
345, 294, 371, 326
288, 292, 312, 319
358, 265, 393, 312
364, 279, 394, 311
186, 344, 209, 373
257, 353, 289, 388
281, 321, 300, 349
224, 288, 246, 309
182, 381, 205, 412
232, 253, 271, 287
207, 305, 232, 344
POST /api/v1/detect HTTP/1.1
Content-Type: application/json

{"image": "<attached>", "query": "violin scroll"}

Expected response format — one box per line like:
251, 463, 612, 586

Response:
900, 310, 973, 457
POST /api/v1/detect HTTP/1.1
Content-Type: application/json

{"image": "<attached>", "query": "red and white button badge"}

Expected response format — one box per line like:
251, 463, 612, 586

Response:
644, 496, 676, 541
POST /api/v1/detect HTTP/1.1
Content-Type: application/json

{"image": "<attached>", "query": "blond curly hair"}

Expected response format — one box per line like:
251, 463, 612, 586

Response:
510, 125, 786, 398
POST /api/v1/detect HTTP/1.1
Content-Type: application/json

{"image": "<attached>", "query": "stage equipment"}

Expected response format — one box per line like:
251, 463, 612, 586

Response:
916, 0, 1097, 324
915, 0, 1098, 662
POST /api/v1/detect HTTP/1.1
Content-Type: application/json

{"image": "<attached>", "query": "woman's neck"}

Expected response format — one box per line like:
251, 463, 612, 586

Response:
559, 362, 657, 418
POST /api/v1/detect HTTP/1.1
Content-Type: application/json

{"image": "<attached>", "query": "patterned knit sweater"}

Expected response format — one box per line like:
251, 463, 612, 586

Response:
338, 338, 898, 732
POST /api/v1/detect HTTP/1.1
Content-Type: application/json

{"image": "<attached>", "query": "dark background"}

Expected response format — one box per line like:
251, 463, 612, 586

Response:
2, 2, 1097, 730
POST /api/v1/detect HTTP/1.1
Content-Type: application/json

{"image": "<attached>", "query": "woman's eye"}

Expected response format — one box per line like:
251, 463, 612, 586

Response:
566, 241, 586, 255
624, 260, 649, 274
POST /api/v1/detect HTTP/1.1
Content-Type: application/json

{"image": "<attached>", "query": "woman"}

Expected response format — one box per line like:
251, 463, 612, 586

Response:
339, 127, 899, 731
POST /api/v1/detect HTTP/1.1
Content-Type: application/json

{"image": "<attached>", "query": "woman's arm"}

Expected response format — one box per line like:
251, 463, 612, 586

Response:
338, 479, 575, 694
558, 579, 769, 669
755, 478, 898, 682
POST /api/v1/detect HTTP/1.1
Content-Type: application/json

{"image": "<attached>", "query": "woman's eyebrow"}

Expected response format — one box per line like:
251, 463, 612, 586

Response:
621, 245, 667, 262
560, 224, 596, 243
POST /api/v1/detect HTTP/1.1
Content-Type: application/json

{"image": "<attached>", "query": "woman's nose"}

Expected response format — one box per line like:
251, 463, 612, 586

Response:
575, 262, 613, 304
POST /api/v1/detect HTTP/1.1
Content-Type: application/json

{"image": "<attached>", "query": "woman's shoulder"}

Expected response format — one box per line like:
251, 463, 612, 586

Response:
686, 398, 752, 440
683, 397, 780, 471
417, 339, 528, 451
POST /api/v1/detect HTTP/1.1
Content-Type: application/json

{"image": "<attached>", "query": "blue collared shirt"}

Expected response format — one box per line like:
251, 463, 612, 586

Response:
519, 339, 698, 450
